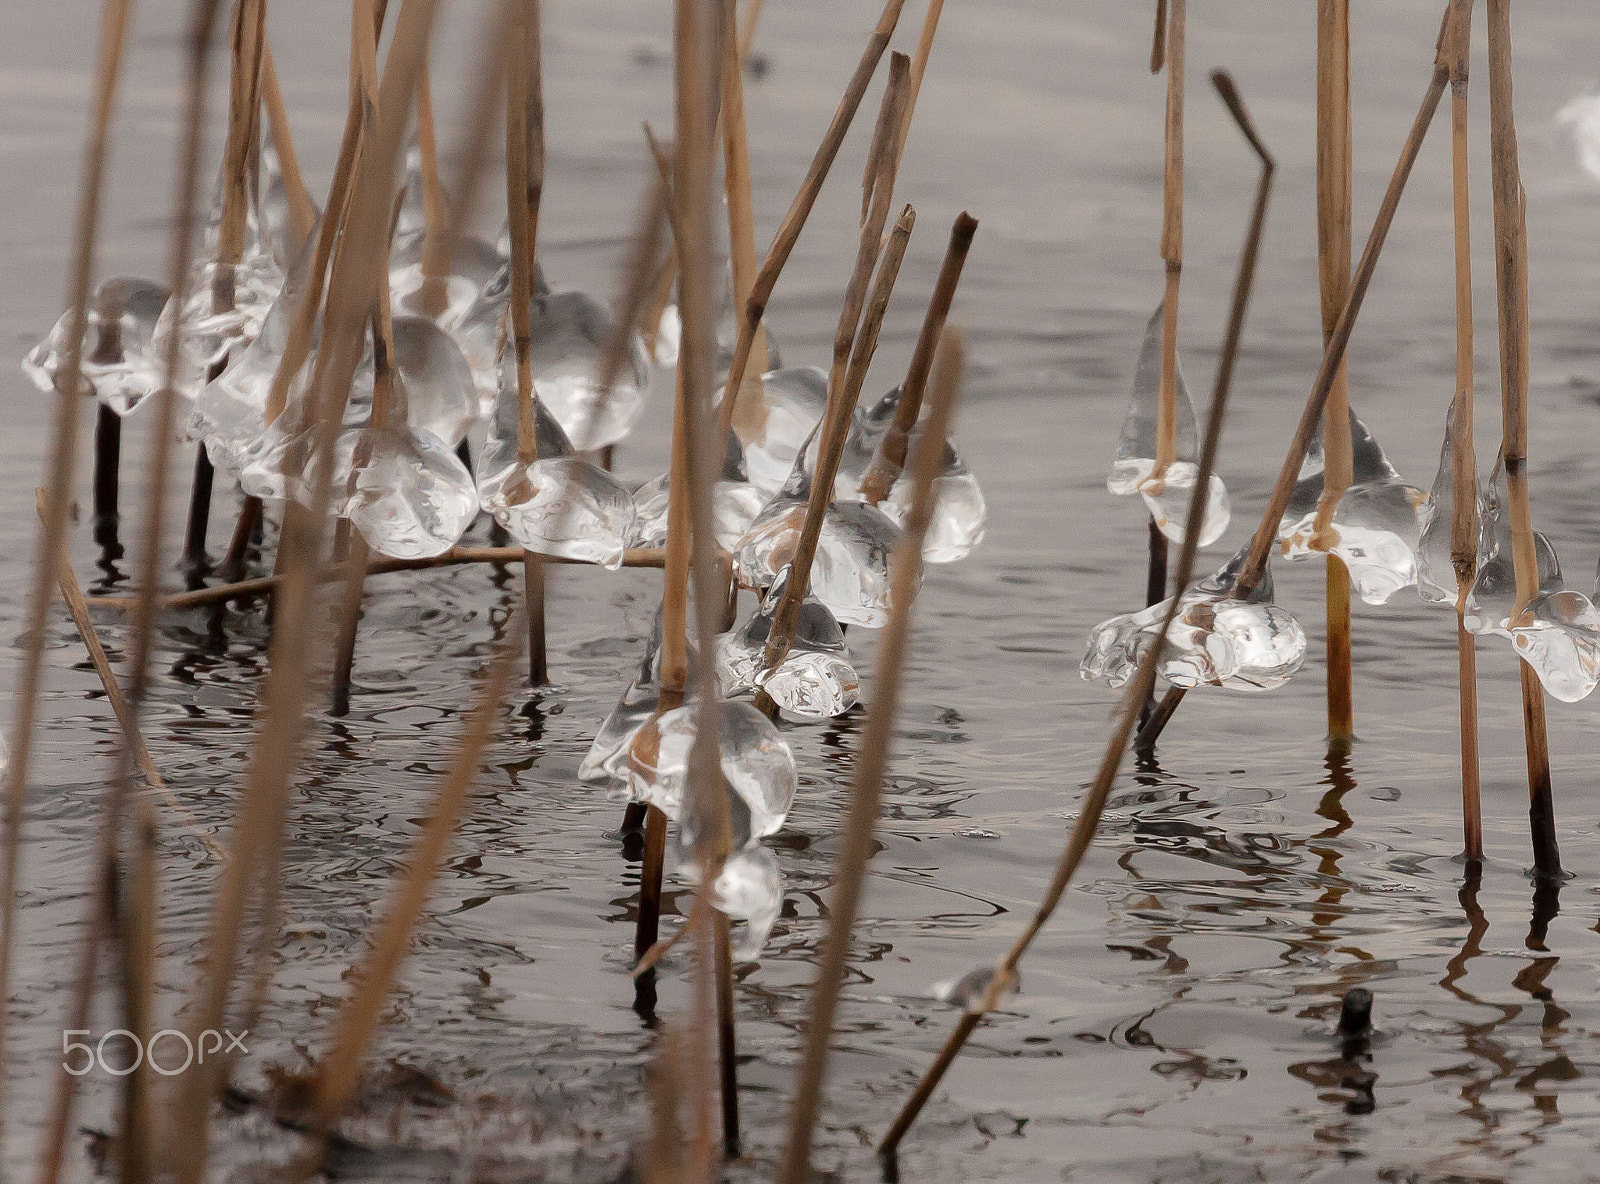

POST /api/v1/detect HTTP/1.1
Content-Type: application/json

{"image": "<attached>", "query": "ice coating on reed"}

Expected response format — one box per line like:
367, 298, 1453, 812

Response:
1106, 304, 1230, 547
23, 277, 170, 415
1278, 408, 1426, 605
339, 423, 478, 559
715, 569, 859, 721
1081, 545, 1308, 692
1415, 403, 1484, 605
522, 289, 650, 452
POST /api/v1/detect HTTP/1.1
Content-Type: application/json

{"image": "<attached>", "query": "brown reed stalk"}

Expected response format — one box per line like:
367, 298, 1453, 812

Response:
1441, 0, 1480, 862
721, 0, 770, 391
119, 792, 158, 1184
261, 41, 317, 250
1314, 0, 1356, 746
880, 80, 1272, 1149
858, 211, 977, 502
753, 59, 912, 702
506, 0, 550, 687
672, 0, 738, 1165
1152, 0, 1183, 480
781, 327, 965, 1184
305, 615, 520, 1137
889, 0, 946, 170
36, 4, 226, 1180
716, 0, 908, 445
415, 60, 452, 319
1150, 0, 1168, 75
1137, 12, 1455, 749
595, 175, 670, 400
169, 6, 440, 1178
1485, 0, 1558, 880
755, 201, 914, 694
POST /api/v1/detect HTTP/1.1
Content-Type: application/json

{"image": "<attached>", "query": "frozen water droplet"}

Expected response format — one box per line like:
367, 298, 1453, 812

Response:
340, 425, 478, 559
627, 473, 768, 552
1104, 305, 1232, 547
525, 290, 650, 451
24, 277, 170, 415
1464, 468, 1600, 701
1415, 403, 1485, 605
733, 497, 902, 627
487, 457, 636, 569
1557, 92, 1600, 181
844, 387, 988, 562
1277, 408, 1425, 604
932, 966, 1018, 1014
714, 571, 858, 720
727, 366, 833, 494
391, 315, 478, 446
152, 237, 286, 395
581, 678, 662, 787
678, 846, 784, 960
1081, 545, 1308, 692
626, 700, 797, 850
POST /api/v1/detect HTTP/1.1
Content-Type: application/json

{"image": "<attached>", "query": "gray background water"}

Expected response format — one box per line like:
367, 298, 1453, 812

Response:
5, 1, 1600, 1180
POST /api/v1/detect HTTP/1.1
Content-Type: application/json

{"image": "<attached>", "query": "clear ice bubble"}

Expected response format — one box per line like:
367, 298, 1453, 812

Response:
627, 472, 769, 552
23, 277, 170, 415
627, 699, 797, 850
1415, 403, 1486, 606
522, 290, 650, 451
835, 386, 988, 563
339, 424, 479, 559
932, 966, 1019, 1014
1277, 407, 1426, 605
714, 569, 858, 720
391, 315, 478, 446
1463, 467, 1600, 702
1105, 303, 1230, 546
1080, 544, 1308, 693
733, 496, 901, 628
679, 845, 784, 960
723, 365, 834, 495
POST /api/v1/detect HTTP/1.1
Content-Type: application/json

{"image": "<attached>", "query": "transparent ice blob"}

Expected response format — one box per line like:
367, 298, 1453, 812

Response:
338, 424, 479, 559
932, 966, 1020, 1014
733, 495, 901, 628
724, 365, 834, 495
523, 289, 650, 451
24, 277, 170, 415
1415, 403, 1487, 606
1277, 407, 1426, 605
1556, 91, 1600, 182
624, 699, 798, 850
1080, 545, 1308, 693
679, 845, 784, 960
1463, 467, 1600, 702
627, 471, 769, 552
391, 315, 478, 447
1106, 303, 1230, 546
714, 569, 858, 720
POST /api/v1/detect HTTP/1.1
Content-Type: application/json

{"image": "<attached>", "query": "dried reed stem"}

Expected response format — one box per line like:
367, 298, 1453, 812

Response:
36, 3, 224, 1179
721, 0, 769, 392
880, 81, 1271, 1144
1149, 0, 1168, 75
890, 0, 946, 169
1314, 0, 1356, 744
306, 615, 520, 1134
169, 5, 439, 1176
757, 200, 914, 690
1485, 0, 1558, 879
1152, 0, 1183, 477
782, 328, 965, 1184
261, 41, 317, 250
506, 0, 549, 687
1137, 14, 1454, 749
859, 211, 977, 503
1441, 0, 1480, 861
716, 0, 909, 445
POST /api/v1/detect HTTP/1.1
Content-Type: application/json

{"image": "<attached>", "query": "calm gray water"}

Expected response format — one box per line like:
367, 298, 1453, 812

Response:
5, 1, 1600, 1180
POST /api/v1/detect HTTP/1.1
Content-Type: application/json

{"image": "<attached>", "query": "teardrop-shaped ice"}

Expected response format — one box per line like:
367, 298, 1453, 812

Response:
152, 236, 286, 395
628, 700, 797, 850
522, 290, 650, 451
726, 366, 835, 495
1081, 545, 1308, 693
628, 472, 769, 552
933, 966, 1019, 1014
683, 845, 784, 960
474, 341, 576, 502
714, 570, 859, 720
339, 425, 478, 559
391, 315, 477, 446
1105, 304, 1231, 547
580, 678, 662, 789
733, 498, 900, 628
1277, 407, 1426, 605
1462, 468, 1600, 701
840, 387, 988, 563
24, 277, 170, 415
1415, 404, 1486, 605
